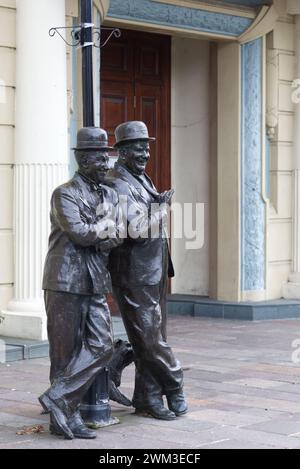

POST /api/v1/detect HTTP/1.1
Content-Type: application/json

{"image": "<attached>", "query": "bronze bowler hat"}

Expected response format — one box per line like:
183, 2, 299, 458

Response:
72, 127, 114, 151
114, 121, 156, 148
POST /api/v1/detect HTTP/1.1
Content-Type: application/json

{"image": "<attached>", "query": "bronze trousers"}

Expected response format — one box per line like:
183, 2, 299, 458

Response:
44, 290, 113, 414
113, 282, 183, 408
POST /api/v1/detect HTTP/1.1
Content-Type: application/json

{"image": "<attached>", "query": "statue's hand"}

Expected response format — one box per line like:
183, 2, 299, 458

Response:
159, 189, 174, 206
96, 235, 123, 253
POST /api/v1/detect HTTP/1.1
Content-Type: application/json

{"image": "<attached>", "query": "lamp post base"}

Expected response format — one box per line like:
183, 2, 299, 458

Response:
80, 403, 120, 429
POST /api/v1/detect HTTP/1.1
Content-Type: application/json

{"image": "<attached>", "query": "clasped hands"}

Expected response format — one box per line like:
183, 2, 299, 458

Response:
94, 208, 124, 253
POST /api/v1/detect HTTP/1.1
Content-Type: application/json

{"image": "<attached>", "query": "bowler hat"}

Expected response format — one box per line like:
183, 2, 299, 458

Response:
114, 121, 156, 148
72, 127, 114, 151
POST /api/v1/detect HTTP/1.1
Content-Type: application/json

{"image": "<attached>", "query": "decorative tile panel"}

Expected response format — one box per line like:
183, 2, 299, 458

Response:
108, 0, 252, 37
241, 38, 266, 291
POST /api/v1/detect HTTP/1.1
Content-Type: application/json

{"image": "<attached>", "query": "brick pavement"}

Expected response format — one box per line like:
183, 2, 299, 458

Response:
1, 316, 300, 449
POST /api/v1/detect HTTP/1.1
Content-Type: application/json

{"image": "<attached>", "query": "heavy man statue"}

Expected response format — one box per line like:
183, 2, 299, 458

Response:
39, 127, 122, 440
108, 121, 187, 420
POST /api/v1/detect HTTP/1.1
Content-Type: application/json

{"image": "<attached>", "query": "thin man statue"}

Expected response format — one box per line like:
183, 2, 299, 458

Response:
39, 127, 123, 439
108, 121, 187, 420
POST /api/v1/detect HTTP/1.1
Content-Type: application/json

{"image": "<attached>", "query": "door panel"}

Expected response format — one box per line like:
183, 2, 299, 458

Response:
101, 34, 134, 82
101, 81, 135, 147
135, 35, 169, 86
135, 83, 161, 186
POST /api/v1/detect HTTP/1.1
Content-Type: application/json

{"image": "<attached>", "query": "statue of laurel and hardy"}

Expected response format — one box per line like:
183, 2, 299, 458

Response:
39, 122, 187, 440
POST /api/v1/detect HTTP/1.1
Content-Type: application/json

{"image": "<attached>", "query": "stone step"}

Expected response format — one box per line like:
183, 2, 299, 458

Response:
167, 294, 300, 320
0, 336, 49, 362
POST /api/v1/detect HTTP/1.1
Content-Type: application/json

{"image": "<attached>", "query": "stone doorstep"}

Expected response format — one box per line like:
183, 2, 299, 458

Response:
0, 337, 49, 362
167, 295, 300, 321
0, 317, 127, 363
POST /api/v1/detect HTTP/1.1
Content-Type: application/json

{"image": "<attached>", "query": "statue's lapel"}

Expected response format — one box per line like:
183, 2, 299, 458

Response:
74, 173, 93, 211
115, 164, 150, 204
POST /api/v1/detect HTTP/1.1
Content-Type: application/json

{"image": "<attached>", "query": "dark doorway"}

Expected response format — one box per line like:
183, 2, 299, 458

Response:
100, 28, 171, 192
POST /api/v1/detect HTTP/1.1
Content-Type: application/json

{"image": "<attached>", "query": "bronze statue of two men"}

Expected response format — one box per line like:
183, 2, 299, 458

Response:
39, 122, 187, 440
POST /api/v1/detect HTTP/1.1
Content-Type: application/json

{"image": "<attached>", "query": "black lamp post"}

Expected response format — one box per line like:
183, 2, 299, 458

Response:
80, 0, 94, 127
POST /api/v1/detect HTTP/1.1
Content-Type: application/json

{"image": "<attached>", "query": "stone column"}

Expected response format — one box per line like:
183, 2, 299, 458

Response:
283, 4, 300, 298
0, 0, 69, 339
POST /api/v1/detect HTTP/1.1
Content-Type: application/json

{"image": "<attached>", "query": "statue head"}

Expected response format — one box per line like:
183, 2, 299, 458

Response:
73, 127, 113, 182
114, 121, 155, 176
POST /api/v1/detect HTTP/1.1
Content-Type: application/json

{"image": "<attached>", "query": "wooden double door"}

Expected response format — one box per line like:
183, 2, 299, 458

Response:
100, 29, 171, 192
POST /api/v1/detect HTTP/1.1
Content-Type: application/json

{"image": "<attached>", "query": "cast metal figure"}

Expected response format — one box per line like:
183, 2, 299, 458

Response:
39, 127, 123, 440
108, 121, 188, 420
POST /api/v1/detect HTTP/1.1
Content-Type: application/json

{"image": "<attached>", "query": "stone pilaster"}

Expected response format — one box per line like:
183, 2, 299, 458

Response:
283, 6, 300, 299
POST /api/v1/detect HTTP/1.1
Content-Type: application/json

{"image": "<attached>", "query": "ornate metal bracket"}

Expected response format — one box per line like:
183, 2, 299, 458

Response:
94, 28, 121, 49
49, 25, 121, 48
49, 26, 81, 47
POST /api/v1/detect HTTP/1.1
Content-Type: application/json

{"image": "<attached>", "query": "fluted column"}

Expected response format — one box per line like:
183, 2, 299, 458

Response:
0, 0, 68, 339
11, 165, 67, 307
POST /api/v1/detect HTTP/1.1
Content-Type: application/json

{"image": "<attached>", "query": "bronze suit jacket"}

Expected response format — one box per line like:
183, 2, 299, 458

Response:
107, 163, 174, 287
42, 172, 121, 295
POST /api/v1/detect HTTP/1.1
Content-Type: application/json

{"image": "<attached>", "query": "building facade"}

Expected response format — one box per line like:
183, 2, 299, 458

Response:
1, 0, 300, 340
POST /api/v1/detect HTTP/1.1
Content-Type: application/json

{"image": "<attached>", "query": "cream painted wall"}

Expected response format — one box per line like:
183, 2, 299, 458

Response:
0, 0, 15, 309
171, 37, 210, 296
216, 41, 241, 302
267, 11, 295, 299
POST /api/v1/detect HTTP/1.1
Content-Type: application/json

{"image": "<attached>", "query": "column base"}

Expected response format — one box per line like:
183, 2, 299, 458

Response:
282, 282, 300, 300
0, 308, 47, 341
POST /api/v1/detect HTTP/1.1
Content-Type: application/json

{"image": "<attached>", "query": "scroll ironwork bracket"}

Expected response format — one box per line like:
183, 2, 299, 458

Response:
49, 25, 121, 48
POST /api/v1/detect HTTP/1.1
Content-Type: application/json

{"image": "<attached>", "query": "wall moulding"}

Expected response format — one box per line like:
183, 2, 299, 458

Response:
94, 0, 111, 20
287, 0, 300, 16
238, 4, 279, 43
65, 1, 110, 20
152, 0, 256, 18
0, 1, 16, 11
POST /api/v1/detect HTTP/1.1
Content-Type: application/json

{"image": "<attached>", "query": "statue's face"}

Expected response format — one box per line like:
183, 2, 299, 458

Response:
81, 150, 110, 182
122, 141, 150, 176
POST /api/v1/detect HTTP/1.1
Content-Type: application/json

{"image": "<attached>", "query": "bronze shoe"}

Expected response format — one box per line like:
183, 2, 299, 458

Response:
135, 404, 176, 420
39, 393, 74, 440
50, 423, 96, 439
50, 411, 97, 440
166, 392, 188, 416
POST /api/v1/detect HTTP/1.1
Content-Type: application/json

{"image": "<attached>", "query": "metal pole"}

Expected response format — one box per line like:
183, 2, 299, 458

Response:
79, 0, 116, 428
80, 0, 94, 126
